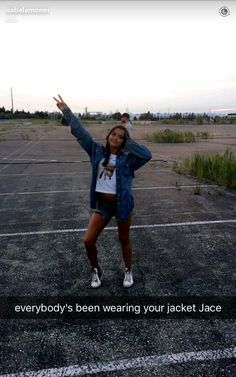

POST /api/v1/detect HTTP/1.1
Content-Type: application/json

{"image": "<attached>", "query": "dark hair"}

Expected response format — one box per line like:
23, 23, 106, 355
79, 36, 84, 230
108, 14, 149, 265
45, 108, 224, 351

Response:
121, 113, 130, 119
103, 125, 128, 167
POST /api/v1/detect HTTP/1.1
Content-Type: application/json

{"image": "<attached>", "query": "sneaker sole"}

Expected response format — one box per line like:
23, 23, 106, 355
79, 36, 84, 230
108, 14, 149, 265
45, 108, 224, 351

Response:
123, 281, 134, 288
91, 282, 101, 288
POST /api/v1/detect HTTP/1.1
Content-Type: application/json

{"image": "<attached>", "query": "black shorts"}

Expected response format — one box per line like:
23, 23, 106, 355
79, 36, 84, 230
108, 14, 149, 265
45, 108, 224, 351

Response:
92, 196, 117, 220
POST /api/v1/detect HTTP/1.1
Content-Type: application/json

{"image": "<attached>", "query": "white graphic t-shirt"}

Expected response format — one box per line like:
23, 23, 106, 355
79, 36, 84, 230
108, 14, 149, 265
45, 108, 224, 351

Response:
95, 154, 117, 194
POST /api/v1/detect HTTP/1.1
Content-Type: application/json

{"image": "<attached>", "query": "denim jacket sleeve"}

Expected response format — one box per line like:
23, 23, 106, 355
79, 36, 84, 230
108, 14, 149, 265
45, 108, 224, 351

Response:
125, 138, 152, 170
61, 106, 99, 157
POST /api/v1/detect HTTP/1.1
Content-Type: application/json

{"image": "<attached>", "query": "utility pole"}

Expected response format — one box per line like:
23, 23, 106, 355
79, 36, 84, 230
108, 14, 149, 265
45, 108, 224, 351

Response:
10, 87, 14, 113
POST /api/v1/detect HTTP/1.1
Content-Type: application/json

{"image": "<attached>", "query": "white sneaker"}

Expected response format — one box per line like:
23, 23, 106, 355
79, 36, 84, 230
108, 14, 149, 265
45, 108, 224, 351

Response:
123, 268, 134, 288
91, 267, 103, 288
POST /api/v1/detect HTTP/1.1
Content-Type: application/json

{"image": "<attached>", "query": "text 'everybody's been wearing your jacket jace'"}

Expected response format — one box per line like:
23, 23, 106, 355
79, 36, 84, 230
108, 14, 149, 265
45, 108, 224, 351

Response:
61, 107, 152, 221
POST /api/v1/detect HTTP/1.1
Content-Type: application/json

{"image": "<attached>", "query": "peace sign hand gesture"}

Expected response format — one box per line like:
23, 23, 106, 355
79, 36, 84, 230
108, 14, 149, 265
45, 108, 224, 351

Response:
53, 95, 68, 111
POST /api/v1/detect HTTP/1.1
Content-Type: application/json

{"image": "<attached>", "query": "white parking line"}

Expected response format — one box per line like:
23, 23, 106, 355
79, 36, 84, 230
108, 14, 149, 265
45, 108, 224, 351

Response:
0, 185, 218, 196
0, 219, 236, 238
1, 347, 235, 377
0, 132, 46, 172
0, 172, 82, 176
0, 189, 88, 196
1, 141, 33, 162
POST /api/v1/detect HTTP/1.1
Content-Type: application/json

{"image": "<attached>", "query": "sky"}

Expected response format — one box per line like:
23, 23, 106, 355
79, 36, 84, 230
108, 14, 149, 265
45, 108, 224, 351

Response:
0, 1, 236, 115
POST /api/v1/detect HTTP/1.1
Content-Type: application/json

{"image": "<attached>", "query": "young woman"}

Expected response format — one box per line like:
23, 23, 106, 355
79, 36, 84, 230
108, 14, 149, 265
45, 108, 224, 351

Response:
53, 95, 152, 289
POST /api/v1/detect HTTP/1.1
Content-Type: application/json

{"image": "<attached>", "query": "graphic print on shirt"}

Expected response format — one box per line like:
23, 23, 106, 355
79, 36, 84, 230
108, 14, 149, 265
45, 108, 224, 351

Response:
95, 154, 117, 194
99, 162, 116, 180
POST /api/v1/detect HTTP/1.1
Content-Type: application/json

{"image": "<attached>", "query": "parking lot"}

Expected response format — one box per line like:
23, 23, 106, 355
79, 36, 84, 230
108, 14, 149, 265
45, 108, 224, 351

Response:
0, 119, 235, 376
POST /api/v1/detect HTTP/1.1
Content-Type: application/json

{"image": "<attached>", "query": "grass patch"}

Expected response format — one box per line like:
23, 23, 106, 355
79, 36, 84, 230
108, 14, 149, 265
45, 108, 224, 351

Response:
148, 161, 157, 168
145, 129, 209, 143
172, 149, 236, 189
160, 119, 177, 125
30, 119, 57, 127
20, 132, 30, 141
196, 131, 209, 139
0, 126, 9, 133
0, 126, 13, 137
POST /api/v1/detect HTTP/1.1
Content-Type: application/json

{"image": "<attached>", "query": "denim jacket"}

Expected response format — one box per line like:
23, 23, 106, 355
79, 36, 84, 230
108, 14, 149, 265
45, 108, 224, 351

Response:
61, 107, 152, 221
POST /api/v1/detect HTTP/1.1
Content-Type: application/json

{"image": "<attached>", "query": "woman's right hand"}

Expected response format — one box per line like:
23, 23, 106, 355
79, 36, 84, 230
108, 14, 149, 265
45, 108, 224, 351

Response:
53, 94, 68, 111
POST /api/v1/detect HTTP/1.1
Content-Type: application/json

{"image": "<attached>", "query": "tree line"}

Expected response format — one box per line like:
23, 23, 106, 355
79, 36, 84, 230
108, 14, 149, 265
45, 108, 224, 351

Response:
0, 106, 235, 124
0, 107, 51, 120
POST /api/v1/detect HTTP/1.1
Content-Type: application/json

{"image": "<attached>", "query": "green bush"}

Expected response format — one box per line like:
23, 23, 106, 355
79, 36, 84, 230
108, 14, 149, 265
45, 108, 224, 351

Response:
196, 117, 203, 125
172, 149, 236, 188
145, 129, 196, 143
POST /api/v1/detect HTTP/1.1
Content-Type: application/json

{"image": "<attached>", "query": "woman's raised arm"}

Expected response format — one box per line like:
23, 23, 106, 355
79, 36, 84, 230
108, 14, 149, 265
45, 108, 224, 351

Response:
53, 94, 99, 157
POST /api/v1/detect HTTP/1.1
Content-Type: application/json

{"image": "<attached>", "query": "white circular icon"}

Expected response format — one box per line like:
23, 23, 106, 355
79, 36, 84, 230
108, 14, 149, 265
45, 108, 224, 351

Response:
219, 6, 230, 17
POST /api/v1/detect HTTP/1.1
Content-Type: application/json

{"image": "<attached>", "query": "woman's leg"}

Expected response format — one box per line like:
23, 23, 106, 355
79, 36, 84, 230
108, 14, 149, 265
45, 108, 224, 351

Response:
117, 214, 132, 269
83, 212, 110, 268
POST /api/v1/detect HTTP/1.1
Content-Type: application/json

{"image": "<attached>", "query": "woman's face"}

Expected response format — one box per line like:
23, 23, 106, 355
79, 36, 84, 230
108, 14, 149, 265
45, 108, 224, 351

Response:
108, 127, 126, 150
